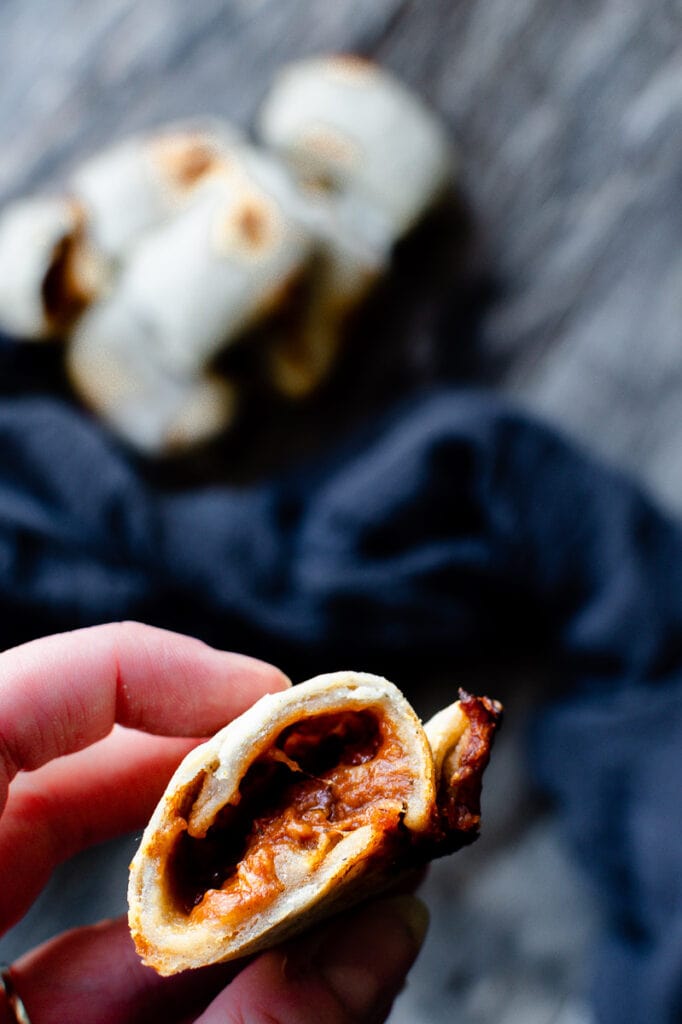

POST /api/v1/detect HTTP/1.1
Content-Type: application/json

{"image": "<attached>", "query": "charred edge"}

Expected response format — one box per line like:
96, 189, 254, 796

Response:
434, 690, 503, 852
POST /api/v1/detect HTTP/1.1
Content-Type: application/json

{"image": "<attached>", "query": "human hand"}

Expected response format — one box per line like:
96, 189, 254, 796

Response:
0, 622, 427, 1023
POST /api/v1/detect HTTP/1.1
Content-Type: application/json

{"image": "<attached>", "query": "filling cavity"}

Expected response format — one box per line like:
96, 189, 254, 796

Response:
169, 709, 411, 924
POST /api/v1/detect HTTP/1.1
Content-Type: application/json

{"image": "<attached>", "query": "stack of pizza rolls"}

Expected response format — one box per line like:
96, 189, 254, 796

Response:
0, 56, 454, 455
128, 672, 500, 974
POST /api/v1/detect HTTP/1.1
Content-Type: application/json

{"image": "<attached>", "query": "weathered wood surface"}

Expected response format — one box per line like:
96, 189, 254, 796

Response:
1, 0, 680, 508
0, 2, 680, 1022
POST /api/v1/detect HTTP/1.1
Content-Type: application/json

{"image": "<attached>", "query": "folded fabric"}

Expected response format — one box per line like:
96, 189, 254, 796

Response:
0, 379, 680, 1022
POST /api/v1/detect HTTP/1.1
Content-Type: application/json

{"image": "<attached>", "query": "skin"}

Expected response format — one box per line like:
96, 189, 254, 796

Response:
0, 621, 427, 1024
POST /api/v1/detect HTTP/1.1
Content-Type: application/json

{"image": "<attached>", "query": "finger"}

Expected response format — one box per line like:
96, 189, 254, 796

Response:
0, 727, 200, 929
0, 621, 290, 806
196, 895, 429, 1024
10, 897, 428, 1024
10, 916, 241, 1024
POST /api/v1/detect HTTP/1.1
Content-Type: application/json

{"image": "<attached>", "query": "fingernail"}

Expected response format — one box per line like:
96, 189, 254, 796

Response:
320, 896, 429, 1019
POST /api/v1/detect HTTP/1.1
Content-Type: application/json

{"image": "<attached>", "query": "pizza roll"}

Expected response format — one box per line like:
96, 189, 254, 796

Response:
128, 671, 501, 975
257, 54, 454, 248
66, 146, 311, 451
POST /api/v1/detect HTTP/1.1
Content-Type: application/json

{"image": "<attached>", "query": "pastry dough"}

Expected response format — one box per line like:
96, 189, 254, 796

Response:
128, 671, 501, 975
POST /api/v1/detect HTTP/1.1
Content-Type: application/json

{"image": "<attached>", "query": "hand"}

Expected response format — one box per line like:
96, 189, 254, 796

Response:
0, 622, 427, 1023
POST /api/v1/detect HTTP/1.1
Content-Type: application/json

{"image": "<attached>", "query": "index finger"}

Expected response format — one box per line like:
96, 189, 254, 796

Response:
0, 621, 290, 806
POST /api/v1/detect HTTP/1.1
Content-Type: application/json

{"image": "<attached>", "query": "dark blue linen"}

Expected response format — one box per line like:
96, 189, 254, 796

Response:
0, 386, 680, 1023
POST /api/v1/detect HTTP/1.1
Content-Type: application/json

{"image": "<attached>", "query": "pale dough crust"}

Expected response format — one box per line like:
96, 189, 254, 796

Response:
128, 671, 499, 975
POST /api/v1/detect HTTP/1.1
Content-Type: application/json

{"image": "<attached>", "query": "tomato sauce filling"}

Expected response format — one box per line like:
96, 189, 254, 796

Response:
169, 710, 412, 922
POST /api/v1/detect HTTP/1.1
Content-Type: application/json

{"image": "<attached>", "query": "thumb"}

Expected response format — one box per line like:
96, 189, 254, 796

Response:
196, 895, 429, 1024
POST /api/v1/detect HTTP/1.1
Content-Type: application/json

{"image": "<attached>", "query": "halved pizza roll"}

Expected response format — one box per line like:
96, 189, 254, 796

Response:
128, 671, 501, 975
